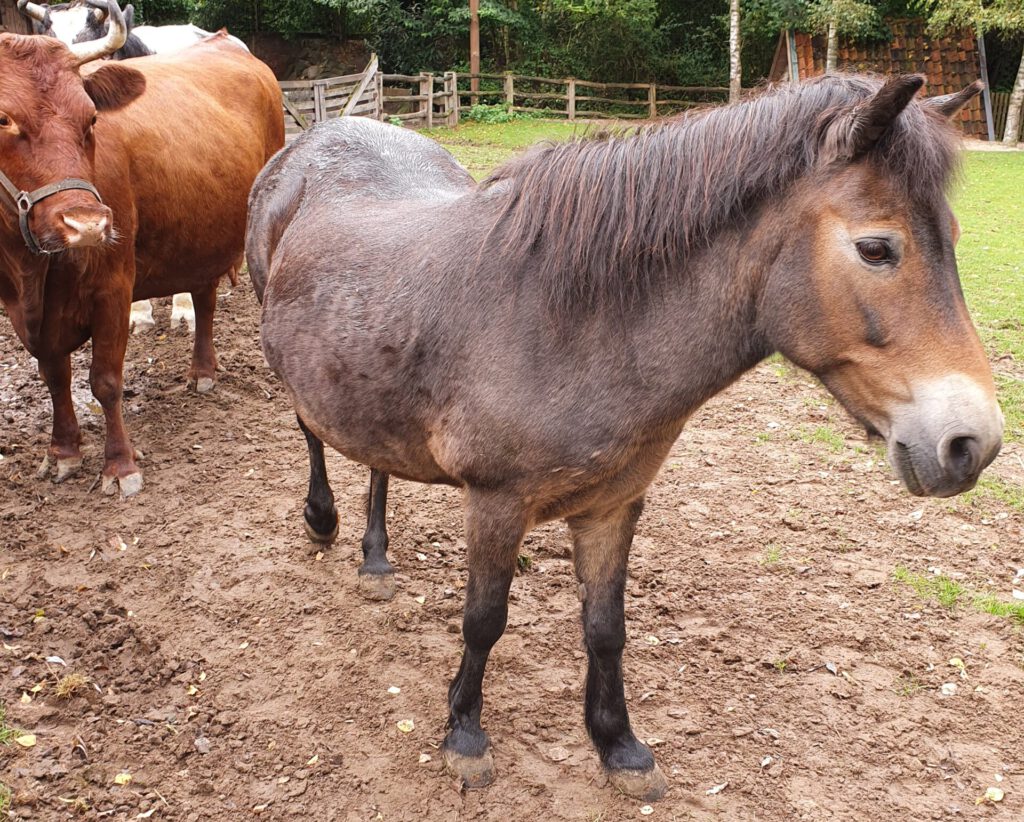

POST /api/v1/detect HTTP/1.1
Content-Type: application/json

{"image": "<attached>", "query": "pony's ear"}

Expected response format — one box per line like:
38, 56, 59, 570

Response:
821, 74, 924, 162
922, 80, 984, 120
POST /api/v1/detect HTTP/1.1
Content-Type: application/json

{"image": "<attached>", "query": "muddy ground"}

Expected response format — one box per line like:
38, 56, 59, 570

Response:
2, 284, 1023, 822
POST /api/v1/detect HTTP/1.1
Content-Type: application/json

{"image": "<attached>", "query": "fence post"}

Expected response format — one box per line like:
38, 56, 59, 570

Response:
648, 84, 657, 119
445, 72, 460, 126
567, 77, 576, 121
313, 80, 327, 124
376, 71, 385, 121
504, 72, 515, 109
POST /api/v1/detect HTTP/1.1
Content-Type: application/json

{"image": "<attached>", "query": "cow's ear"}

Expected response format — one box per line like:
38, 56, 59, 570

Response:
82, 63, 146, 111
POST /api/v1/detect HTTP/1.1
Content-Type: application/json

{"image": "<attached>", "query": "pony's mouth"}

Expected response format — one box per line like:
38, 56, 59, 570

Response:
891, 441, 924, 496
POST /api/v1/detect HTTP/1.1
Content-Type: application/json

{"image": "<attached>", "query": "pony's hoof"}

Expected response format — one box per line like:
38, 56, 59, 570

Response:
608, 763, 668, 801
357, 572, 396, 601
443, 747, 494, 790
303, 517, 338, 545
195, 377, 215, 394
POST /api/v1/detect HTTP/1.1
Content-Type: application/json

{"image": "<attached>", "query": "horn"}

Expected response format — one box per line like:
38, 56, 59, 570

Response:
68, 0, 126, 65
17, 0, 48, 23
923, 80, 984, 120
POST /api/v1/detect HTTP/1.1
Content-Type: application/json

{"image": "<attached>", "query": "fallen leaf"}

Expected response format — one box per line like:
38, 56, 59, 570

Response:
15, 734, 36, 748
948, 657, 966, 678
977, 786, 1004, 805
45, 655, 66, 666
238, 641, 250, 650
315, 552, 324, 562
20, 692, 31, 704
419, 753, 432, 764
639, 806, 654, 816
137, 808, 158, 819
825, 662, 838, 676
706, 782, 727, 796
113, 772, 132, 785
940, 682, 957, 696
187, 684, 199, 696
30, 683, 44, 693
306, 754, 319, 766
645, 635, 660, 645
414, 595, 426, 605
396, 719, 415, 733
198, 671, 207, 682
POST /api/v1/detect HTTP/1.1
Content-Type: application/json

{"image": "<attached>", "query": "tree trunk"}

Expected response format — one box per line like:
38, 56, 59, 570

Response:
826, 20, 838, 74
1002, 47, 1024, 147
729, 0, 741, 103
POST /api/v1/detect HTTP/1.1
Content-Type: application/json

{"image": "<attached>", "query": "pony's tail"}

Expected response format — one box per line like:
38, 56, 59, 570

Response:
246, 146, 305, 304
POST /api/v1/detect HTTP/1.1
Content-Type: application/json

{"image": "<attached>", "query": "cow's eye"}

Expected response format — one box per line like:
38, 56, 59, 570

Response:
0, 114, 11, 128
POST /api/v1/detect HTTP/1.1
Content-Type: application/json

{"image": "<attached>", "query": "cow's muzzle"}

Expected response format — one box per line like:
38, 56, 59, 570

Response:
0, 167, 104, 255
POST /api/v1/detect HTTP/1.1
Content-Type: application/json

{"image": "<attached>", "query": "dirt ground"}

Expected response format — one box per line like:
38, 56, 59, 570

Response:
2, 284, 1023, 822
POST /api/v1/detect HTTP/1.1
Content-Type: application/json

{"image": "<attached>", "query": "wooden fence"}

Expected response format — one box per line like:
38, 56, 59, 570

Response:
991, 91, 1015, 142
455, 73, 729, 120
280, 64, 728, 134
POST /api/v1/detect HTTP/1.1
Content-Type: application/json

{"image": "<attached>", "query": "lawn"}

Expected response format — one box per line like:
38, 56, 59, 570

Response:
426, 120, 1024, 442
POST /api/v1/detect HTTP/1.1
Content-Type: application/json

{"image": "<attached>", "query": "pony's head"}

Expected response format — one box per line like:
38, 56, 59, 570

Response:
760, 75, 1001, 497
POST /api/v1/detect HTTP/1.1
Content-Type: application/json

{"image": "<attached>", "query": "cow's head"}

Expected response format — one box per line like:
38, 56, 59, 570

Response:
0, 0, 144, 255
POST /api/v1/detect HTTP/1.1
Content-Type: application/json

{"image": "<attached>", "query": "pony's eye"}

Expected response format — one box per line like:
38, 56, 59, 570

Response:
856, 239, 894, 265
0, 115, 10, 128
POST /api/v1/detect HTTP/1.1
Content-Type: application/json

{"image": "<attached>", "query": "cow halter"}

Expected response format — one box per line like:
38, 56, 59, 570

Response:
0, 167, 103, 255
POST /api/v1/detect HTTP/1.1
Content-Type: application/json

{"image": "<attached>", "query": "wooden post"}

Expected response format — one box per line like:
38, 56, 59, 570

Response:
567, 77, 576, 121
376, 71, 385, 121
445, 72, 460, 126
504, 73, 514, 109
420, 72, 434, 128
313, 80, 327, 125
648, 84, 656, 119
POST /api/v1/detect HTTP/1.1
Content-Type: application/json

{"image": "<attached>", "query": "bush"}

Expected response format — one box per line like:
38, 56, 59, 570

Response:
464, 104, 530, 124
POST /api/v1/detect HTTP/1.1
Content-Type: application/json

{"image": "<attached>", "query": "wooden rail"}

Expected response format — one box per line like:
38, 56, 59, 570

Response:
279, 66, 730, 134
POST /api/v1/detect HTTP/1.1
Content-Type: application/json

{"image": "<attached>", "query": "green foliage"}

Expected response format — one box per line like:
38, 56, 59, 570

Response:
464, 103, 528, 124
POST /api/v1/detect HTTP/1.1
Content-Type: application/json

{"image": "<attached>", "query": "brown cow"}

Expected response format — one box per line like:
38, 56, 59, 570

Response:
0, 1, 283, 496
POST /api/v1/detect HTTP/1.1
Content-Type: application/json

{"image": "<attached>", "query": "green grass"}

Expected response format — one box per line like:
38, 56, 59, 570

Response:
961, 475, 1024, 513
799, 425, 845, 454
954, 152, 1024, 441
0, 703, 19, 745
893, 565, 1024, 624
760, 544, 783, 565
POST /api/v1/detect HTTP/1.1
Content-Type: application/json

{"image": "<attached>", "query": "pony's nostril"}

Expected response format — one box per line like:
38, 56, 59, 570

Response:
944, 435, 979, 481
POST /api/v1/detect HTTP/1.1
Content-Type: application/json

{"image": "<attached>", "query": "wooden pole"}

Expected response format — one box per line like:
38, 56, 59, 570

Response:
470, 0, 480, 103
648, 84, 657, 119
420, 73, 434, 128
504, 72, 514, 109
567, 78, 576, 121
977, 30, 995, 142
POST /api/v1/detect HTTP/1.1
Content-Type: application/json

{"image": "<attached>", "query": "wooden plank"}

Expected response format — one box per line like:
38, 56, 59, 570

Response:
514, 91, 569, 101
341, 55, 379, 118
573, 95, 648, 107
574, 79, 651, 90
382, 73, 423, 83
507, 74, 567, 86
281, 95, 310, 130
567, 78, 576, 121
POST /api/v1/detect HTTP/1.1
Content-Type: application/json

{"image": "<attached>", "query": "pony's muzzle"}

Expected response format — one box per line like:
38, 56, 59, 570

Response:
887, 375, 1002, 497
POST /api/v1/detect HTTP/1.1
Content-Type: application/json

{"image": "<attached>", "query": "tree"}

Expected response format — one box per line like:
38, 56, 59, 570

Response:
730, 0, 742, 101
925, 0, 1024, 145
807, 0, 879, 72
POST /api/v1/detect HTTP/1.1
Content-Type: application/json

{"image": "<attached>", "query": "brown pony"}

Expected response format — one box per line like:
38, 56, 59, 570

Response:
246, 75, 1002, 800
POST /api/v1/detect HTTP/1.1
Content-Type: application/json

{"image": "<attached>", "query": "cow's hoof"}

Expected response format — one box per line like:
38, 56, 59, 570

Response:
357, 572, 396, 601
36, 454, 81, 482
102, 472, 144, 498
607, 763, 668, 802
304, 518, 338, 545
195, 377, 215, 394
444, 747, 494, 790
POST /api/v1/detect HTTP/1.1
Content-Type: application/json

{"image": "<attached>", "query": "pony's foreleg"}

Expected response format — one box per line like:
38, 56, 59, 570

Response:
568, 498, 668, 802
357, 469, 395, 600
298, 415, 339, 543
443, 492, 526, 790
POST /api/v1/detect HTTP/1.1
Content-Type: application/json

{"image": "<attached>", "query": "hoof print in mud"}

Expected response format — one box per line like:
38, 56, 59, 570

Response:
443, 747, 495, 790
607, 763, 669, 802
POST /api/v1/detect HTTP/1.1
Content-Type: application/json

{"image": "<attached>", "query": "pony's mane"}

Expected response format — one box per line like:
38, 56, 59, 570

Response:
480, 74, 961, 314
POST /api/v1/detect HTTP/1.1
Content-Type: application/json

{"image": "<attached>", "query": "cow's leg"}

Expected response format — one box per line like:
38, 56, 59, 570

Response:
89, 301, 142, 497
187, 283, 218, 393
36, 354, 83, 482
129, 300, 155, 334
568, 498, 667, 801
358, 469, 395, 600
170, 293, 196, 334
298, 414, 338, 543
443, 492, 526, 789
